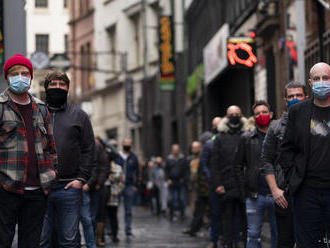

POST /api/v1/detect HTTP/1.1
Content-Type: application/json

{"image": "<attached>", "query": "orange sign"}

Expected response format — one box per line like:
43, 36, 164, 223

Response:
227, 38, 257, 68
159, 16, 175, 90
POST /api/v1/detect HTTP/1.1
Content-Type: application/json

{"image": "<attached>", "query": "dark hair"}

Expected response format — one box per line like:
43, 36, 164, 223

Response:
44, 71, 70, 90
284, 81, 307, 97
252, 100, 270, 112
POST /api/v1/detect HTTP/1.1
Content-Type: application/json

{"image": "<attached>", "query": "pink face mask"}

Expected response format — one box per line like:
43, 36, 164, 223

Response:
255, 114, 271, 127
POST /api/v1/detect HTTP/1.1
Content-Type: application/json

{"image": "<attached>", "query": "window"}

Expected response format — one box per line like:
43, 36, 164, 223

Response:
35, 34, 49, 54
35, 0, 48, 8
64, 34, 68, 53
107, 26, 117, 72
130, 14, 141, 67
64, 0, 68, 8
106, 128, 118, 140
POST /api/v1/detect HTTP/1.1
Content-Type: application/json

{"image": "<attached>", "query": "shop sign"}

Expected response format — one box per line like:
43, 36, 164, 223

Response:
203, 23, 229, 85
159, 16, 175, 91
227, 37, 257, 68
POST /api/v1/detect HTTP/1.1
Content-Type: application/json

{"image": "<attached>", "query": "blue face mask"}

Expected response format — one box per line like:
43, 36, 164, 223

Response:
9, 75, 30, 94
312, 81, 330, 100
286, 98, 300, 108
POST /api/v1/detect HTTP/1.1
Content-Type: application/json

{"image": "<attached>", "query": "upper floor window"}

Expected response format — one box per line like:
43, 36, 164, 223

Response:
36, 34, 49, 54
35, 0, 48, 8
64, 0, 68, 8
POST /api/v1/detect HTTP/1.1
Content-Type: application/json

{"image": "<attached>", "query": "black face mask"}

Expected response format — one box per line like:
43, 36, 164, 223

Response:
229, 115, 240, 125
123, 146, 131, 152
46, 88, 68, 108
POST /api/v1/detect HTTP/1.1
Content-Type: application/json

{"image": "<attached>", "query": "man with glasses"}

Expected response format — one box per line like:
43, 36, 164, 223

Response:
263, 82, 307, 248
0, 54, 57, 247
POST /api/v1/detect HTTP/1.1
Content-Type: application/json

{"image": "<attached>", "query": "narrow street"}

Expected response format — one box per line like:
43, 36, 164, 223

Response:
98, 207, 209, 248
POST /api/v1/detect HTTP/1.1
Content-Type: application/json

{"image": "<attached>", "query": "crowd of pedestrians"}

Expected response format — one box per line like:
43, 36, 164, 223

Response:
0, 53, 330, 248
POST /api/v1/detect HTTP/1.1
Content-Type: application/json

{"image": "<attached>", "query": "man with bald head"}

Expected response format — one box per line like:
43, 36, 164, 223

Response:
210, 105, 249, 248
279, 62, 330, 247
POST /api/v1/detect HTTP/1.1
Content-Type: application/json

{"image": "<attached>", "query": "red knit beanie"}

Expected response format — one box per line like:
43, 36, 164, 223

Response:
4, 54, 33, 79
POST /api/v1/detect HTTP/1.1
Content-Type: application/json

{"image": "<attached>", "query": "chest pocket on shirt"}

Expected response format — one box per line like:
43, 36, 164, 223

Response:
0, 121, 18, 149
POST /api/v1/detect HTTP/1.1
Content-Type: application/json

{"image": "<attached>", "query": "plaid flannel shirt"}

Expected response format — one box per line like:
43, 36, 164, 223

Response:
0, 90, 57, 194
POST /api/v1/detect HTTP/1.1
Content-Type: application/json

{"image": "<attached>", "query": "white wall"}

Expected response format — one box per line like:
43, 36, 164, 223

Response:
26, 0, 69, 56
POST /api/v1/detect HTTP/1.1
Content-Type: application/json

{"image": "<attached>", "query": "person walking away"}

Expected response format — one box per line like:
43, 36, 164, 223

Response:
0, 54, 57, 248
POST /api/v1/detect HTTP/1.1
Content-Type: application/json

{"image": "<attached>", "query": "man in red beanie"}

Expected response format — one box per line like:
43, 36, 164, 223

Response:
0, 54, 57, 247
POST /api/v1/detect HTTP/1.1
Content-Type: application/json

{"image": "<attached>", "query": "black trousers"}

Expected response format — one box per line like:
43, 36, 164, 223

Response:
275, 198, 295, 248
221, 198, 247, 246
107, 206, 118, 238
0, 186, 47, 248
189, 196, 209, 233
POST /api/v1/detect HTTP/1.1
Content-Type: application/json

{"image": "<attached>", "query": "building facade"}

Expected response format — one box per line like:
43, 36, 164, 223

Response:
68, 0, 94, 102
26, 0, 69, 98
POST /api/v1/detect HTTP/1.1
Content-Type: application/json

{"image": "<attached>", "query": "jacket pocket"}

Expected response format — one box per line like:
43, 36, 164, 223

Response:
0, 121, 18, 149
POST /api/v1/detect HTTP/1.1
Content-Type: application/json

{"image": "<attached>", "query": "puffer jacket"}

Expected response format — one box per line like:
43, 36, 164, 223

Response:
211, 116, 254, 200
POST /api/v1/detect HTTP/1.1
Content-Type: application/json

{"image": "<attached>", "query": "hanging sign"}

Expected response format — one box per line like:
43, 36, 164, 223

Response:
159, 15, 175, 91
125, 77, 141, 123
227, 37, 257, 68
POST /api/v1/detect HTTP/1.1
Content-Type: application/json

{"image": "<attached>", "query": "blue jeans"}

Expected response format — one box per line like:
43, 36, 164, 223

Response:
293, 186, 330, 248
123, 185, 134, 234
80, 192, 96, 248
246, 195, 277, 248
169, 184, 186, 218
210, 190, 222, 243
40, 183, 82, 248
89, 189, 100, 229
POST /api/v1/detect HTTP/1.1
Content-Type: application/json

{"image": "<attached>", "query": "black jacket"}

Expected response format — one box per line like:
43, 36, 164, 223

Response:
88, 139, 110, 189
211, 131, 242, 199
114, 151, 139, 187
278, 99, 313, 195
165, 154, 189, 187
235, 129, 264, 198
262, 112, 288, 189
210, 117, 253, 199
49, 103, 95, 183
